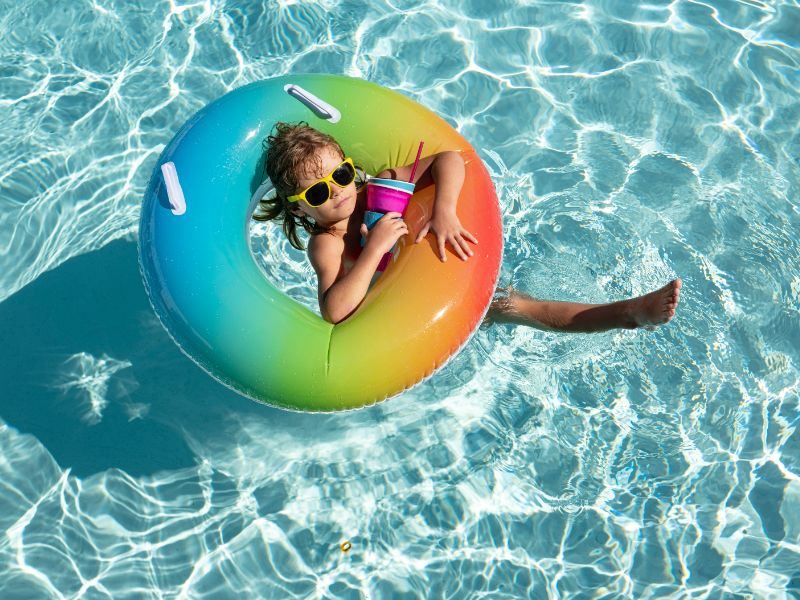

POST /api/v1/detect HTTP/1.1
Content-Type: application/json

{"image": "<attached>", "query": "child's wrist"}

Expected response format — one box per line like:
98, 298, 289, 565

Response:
360, 244, 386, 263
433, 204, 457, 218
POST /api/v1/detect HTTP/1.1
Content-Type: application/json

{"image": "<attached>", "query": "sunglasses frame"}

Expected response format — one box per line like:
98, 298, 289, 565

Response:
287, 157, 356, 208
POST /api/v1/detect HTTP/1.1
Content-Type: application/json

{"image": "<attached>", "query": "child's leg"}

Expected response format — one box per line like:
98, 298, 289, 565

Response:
484, 279, 681, 332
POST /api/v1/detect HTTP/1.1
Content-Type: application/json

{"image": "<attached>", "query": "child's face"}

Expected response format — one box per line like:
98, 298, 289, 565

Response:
289, 145, 356, 226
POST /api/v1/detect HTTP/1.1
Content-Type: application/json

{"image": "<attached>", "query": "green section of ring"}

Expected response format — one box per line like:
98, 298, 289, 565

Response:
138, 75, 472, 410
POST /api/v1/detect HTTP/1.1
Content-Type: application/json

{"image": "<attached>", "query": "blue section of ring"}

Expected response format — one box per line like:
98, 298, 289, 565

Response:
138, 77, 334, 406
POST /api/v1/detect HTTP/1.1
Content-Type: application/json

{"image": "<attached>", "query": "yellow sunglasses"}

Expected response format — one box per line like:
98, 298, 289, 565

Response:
287, 157, 356, 207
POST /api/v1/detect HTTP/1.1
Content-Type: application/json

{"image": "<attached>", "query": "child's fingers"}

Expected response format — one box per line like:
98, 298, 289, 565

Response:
462, 229, 478, 245
438, 236, 447, 262
455, 234, 474, 259
415, 222, 431, 243
450, 235, 469, 261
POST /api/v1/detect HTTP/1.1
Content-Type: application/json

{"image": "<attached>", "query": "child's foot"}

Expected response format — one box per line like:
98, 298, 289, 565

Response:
625, 279, 682, 329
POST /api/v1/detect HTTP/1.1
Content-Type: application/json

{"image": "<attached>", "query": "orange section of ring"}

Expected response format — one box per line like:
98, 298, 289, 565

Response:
324, 149, 503, 405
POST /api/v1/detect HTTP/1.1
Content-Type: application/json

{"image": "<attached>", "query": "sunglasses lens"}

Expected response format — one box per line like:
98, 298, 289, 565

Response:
304, 182, 330, 207
332, 161, 355, 186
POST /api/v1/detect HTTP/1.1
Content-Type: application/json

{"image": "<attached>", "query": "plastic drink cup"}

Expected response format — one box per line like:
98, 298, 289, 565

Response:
362, 178, 416, 271
366, 178, 415, 213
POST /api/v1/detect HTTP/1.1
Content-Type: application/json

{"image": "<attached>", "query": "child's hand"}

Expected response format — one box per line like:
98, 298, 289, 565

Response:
360, 212, 409, 255
414, 210, 478, 262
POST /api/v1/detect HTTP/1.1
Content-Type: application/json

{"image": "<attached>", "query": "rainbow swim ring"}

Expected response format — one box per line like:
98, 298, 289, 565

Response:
138, 75, 502, 411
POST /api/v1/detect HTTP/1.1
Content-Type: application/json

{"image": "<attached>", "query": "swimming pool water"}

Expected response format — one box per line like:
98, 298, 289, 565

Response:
1, 0, 799, 597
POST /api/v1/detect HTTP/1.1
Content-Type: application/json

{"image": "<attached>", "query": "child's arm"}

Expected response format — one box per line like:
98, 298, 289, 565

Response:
378, 151, 477, 262
310, 214, 408, 324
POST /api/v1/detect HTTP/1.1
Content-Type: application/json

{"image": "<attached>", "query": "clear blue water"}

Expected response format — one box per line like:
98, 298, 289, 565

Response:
2, 0, 799, 597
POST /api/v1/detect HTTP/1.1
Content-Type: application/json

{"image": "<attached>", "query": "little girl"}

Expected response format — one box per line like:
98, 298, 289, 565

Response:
253, 122, 681, 328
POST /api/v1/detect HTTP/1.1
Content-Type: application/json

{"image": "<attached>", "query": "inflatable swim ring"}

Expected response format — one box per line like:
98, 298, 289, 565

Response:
138, 75, 502, 411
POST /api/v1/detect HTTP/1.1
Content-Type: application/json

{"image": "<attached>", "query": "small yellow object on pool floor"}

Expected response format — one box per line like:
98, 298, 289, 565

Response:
340, 540, 352, 553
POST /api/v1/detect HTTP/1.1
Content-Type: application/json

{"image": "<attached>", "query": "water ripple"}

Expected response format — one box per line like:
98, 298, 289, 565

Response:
1, 0, 800, 597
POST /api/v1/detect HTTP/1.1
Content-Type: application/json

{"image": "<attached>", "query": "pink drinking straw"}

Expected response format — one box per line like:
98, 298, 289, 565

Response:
408, 141, 425, 183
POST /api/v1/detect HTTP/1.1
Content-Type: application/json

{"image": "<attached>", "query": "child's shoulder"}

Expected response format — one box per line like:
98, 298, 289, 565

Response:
308, 231, 344, 258
308, 230, 342, 246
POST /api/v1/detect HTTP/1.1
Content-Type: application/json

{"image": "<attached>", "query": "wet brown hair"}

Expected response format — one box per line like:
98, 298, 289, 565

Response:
252, 122, 345, 251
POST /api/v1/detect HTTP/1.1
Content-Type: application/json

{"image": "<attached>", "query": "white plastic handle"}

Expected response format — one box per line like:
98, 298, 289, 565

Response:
160, 162, 186, 216
284, 84, 341, 123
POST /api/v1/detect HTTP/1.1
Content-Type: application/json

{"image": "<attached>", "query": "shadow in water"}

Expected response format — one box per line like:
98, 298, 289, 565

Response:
0, 239, 343, 478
